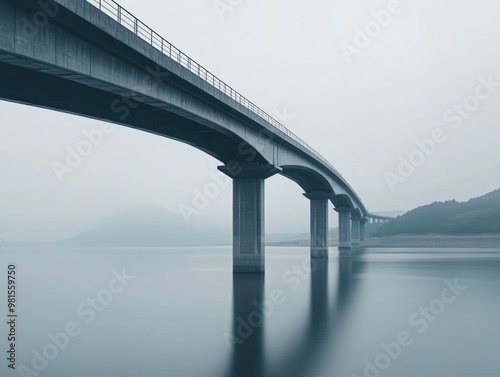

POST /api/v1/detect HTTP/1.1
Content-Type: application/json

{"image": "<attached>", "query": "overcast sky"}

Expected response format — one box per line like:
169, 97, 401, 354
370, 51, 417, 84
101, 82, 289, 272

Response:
1, 0, 500, 242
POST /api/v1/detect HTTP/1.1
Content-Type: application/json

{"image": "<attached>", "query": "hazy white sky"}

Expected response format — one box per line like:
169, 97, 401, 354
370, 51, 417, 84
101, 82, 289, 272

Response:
1, 0, 500, 241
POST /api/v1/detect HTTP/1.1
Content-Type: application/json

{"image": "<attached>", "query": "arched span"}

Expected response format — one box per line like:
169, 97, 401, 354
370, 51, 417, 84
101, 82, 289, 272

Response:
332, 194, 355, 210
0, 61, 270, 166
279, 165, 334, 194
351, 208, 362, 218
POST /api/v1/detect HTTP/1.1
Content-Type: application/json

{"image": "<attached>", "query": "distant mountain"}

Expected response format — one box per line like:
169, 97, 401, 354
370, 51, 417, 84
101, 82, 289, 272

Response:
58, 205, 314, 247
375, 189, 500, 236
59, 205, 231, 246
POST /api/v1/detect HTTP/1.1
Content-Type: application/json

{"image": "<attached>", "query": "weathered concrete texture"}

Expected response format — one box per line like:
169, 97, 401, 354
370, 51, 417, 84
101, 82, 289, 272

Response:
220, 164, 281, 273
232, 177, 265, 272
304, 192, 331, 259
351, 217, 361, 246
0, 1, 14, 51
336, 208, 352, 256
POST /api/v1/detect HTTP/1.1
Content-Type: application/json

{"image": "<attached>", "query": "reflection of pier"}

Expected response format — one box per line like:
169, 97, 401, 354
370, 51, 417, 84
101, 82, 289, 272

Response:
225, 255, 365, 377
226, 274, 266, 377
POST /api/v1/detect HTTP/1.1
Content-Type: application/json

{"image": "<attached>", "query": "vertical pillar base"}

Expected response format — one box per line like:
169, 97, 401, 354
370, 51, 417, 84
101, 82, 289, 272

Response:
351, 216, 361, 246
304, 192, 332, 260
219, 163, 281, 273
233, 257, 265, 273
360, 219, 367, 243
338, 247, 351, 258
312, 249, 329, 259
335, 207, 352, 256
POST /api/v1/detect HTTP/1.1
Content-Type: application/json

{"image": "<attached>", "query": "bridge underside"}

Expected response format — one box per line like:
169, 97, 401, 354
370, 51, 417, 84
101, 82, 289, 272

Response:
280, 166, 334, 193
0, 0, 374, 272
0, 57, 267, 164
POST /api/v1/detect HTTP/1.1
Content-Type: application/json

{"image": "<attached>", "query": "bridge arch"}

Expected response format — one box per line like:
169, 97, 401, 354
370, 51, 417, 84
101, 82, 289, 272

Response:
332, 194, 355, 210
279, 165, 334, 194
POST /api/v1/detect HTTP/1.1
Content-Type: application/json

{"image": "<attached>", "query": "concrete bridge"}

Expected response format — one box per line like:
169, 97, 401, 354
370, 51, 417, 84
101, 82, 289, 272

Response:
0, 0, 393, 271
367, 215, 395, 224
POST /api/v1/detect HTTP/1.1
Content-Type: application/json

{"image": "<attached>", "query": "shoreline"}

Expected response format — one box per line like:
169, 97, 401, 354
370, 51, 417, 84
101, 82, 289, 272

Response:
362, 234, 500, 248
2, 234, 500, 249
268, 234, 500, 248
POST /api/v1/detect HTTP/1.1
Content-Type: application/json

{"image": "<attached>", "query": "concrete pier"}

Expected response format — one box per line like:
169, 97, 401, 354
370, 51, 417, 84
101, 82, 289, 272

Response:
219, 164, 281, 273
360, 219, 367, 242
335, 208, 352, 257
304, 192, 331, 259
351, 216, 361, 246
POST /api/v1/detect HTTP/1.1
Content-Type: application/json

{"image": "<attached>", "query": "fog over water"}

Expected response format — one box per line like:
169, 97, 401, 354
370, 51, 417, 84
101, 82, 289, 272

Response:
1, 246, 499, 377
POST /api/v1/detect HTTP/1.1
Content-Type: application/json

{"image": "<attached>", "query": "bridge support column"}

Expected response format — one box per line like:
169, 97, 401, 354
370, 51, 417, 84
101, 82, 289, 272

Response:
360, 219, 367, 242
335, 208, 352, 257
219, 163, 281, 273
304, 192, 332, 259
351, 216, 361, 246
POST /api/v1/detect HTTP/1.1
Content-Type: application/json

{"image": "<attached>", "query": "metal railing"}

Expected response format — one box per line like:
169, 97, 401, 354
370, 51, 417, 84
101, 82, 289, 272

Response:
85, 0, 342, 173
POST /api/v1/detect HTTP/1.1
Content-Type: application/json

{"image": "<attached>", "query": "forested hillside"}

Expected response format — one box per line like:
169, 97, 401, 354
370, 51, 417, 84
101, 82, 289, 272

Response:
375, 189, 500, 236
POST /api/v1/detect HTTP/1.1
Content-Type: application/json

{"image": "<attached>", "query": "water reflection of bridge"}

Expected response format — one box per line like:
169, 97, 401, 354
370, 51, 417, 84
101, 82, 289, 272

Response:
225, 254, 365, 377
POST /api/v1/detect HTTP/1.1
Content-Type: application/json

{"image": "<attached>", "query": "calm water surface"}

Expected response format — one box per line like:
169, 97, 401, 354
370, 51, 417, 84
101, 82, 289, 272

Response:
1, 246, 500, 377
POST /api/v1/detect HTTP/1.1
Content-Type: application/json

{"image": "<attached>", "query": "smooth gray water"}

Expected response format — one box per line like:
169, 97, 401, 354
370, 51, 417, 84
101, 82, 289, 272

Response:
1, 246, 500, 377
